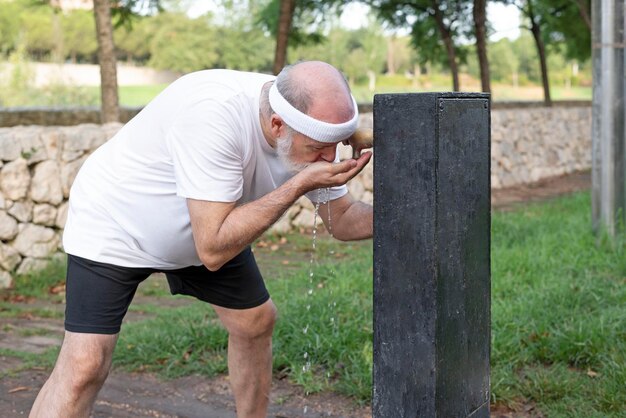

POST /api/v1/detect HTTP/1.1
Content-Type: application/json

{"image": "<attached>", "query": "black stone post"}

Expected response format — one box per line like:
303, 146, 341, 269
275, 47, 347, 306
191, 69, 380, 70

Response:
373, 93, 491, 417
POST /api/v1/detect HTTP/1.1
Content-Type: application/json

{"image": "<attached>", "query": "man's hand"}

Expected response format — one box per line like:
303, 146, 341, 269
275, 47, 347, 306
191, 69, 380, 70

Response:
294, 151, 372, 194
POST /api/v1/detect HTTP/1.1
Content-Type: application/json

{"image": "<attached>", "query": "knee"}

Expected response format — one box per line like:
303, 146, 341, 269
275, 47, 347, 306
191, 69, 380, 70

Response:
229, 301, 278, 342
61, 349, 112, 393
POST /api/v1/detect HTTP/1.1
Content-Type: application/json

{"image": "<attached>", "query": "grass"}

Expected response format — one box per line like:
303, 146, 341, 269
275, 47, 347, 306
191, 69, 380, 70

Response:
118, 84, 169, 107
0, 192, 623, 415
116, 83, 590, 107
352, 83, 591, 103
112, 237, 373, 399
491, 192, 625, 416
113, 192, 625, 415
5, 80, 591, 108
0, 257, 66, 318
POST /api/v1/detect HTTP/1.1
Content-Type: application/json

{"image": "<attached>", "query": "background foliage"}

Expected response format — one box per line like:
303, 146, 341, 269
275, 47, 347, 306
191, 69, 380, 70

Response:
0, 0, 592, 93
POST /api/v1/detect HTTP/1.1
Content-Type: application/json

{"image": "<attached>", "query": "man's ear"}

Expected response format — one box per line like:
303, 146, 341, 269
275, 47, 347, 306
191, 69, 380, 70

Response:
270, 114, 284, 137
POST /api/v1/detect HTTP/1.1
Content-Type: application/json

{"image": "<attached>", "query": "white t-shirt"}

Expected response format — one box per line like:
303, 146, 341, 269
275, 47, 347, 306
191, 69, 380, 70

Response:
63, 70, 348, 268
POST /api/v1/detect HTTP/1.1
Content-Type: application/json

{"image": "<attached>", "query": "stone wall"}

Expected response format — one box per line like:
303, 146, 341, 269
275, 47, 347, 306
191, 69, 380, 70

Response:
0, 107, 142, 128
0, 101, 591, 128
491, 106, 591, 187
0, 104, 591, 287
0, 124, 121, 287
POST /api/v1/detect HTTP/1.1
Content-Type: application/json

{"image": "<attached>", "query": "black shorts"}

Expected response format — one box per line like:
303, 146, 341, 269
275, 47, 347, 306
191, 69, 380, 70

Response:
64, 247, 269, 335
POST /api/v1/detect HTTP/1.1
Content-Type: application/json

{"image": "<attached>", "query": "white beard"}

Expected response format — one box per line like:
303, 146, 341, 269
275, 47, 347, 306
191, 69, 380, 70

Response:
276, 132, 311, 173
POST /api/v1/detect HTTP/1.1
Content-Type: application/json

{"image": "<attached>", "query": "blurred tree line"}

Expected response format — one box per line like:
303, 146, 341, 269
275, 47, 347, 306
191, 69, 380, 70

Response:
0, 0, 591, 116
0, 0, 591, 83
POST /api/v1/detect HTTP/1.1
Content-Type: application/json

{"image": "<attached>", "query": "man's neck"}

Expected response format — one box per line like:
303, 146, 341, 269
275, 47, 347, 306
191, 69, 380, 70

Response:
259, 84, 277, 149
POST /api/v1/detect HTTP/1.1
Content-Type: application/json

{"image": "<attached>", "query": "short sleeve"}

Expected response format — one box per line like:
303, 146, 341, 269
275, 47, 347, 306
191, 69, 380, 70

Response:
166, 100, 244, 202
305, 184, 348, 203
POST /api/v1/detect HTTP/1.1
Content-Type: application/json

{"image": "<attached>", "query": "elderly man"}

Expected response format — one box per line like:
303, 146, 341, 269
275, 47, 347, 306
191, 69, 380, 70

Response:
29, 61, 372, 418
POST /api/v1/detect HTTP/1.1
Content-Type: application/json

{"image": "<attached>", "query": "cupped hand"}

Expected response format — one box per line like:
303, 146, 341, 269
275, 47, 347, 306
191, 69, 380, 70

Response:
295, 152, 372, 194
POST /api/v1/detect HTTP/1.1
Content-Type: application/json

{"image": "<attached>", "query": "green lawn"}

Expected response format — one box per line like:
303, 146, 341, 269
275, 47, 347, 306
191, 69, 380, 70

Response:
101, 82, 592, 108
2, 191, 623, 416
490, 193, 625, 416
114, 191, 626, 416
0, 79, 591, 108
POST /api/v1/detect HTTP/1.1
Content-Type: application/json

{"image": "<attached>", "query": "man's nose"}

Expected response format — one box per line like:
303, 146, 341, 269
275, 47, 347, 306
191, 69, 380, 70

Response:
319, 147, 336, 162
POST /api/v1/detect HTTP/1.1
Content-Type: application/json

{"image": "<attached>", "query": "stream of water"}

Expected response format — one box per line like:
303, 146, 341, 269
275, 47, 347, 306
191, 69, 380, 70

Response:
302, 188, 337, 415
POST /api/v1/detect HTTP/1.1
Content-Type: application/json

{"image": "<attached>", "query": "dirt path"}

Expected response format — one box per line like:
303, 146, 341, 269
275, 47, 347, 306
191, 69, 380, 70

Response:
492, 170, 590, 210
0, 171, 589, 417
0, 292, 370, 418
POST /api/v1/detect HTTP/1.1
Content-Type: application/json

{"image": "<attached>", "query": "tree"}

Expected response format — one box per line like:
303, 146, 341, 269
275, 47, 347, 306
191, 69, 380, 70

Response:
274, 0, 296, 74
542, 0, 591, 62
215, 26, 274, 72
20, 5, 56, 60
500, 0, 553, 104
571, 0, 590, 30
472, 0, 490, 93
511, 33, 541, 83
114, 16, 153, 63
62, 10, 97, 63
148, 13, 219, 73
385, 35, 416, 76
192, 0, 274, 72
372, 0, 473, 91
93, 0, 160, 122
487, 38, 519, 84
259, 0, 344, 74
289, 24, 386, 88
525, 0, 551, 104
0, 0, 25, 56
93, 0, 119, 122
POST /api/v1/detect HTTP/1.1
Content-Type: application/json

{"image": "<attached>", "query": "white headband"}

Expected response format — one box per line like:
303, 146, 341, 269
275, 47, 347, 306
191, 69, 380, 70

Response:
269, 82, 359, 143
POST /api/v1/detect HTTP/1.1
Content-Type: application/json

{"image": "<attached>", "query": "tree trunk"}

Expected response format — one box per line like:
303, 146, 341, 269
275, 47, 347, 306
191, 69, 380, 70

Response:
273, 0, 296, 75
573, 0, 591, 30
93, 0, 120, 123
528, 5, 552, 106
387, 36, 396, 75
473, 0, 491, 93
368, 70, 377, 91
433, 3, 460, 91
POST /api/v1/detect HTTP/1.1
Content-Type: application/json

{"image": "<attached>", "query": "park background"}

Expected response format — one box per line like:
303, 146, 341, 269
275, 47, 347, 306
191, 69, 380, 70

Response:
0, 0, 591, 108
0, 0, 624, 417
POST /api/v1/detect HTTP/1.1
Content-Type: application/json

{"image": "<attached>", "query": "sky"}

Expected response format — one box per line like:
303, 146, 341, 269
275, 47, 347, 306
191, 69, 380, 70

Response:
187, 1, 522, 42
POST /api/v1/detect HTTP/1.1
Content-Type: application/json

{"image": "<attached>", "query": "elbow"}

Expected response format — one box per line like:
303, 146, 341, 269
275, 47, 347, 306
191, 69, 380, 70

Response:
331, 230, 352, 242
199, 251, 226, 272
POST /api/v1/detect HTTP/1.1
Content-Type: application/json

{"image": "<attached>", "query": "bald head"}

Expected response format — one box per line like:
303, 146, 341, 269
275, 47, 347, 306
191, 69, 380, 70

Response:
274, 61, 355, 124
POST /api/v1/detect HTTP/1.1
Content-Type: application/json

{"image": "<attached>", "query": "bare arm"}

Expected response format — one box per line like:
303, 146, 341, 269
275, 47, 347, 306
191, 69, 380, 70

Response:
189, 152, 371, 270
318, 193, 373, 241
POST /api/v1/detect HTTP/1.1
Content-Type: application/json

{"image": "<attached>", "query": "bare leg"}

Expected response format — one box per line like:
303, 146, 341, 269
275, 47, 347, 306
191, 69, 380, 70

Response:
30, 331, 118, 418
213, 299, 277, 418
